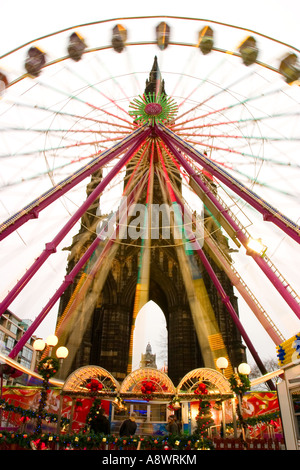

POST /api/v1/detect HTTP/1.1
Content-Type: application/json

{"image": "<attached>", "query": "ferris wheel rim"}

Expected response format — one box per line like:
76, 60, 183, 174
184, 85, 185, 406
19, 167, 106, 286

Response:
1, 14, 299, 62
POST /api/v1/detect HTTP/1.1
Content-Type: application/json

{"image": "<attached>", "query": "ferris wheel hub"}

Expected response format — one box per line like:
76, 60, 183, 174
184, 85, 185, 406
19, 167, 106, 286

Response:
144, 102, 163, 116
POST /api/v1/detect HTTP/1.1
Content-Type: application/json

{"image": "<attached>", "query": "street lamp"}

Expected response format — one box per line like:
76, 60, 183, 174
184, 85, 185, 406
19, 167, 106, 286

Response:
33, 335, 68, 437
238, 363, 251, 376
229, 363, 251, 446
216, 357, 229, 375
216, 357, 229, 438
56, 346, 69, 360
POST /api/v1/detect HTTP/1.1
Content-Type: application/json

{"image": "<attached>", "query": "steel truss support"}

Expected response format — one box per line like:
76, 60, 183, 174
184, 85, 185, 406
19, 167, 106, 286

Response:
0, 127, 151, 319
0, 124, 149, 241
8, 168, 149, 360
156, 124, 300, 245
156, 125, 300, 321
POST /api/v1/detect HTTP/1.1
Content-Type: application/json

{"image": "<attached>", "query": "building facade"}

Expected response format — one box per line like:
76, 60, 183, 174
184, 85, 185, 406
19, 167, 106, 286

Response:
0, 310, 38, 385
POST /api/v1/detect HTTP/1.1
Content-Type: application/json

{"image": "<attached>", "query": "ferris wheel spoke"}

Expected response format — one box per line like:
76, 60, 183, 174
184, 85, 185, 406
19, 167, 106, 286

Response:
2, 97, 135, 132
173, 68, 257, 123
36, 79, 135, 128
0, 125, 150, 239
64, 63, 133, 119
0, 127, 151, 319
157, 124, 300, 243
171, 86, 284, 131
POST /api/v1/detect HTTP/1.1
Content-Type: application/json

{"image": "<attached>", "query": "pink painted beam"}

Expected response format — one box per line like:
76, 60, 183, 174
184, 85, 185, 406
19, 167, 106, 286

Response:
0, 127, 151, 318
0, 125, 148, 241
156, 124, 300, 245
173, 193, 273, 386
157, 126, 300, 320
8, 173, 148, 360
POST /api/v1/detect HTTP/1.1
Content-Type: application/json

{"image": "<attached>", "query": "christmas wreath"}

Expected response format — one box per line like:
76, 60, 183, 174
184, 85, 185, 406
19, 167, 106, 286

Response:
37, 357, 60, 380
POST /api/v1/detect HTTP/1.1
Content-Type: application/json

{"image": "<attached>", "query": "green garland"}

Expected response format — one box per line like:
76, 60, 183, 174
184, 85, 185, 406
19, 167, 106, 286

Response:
229, 373, 251, 396
0, 431, 214, 450
239, 411, 280, 427
0, 398, 69, 427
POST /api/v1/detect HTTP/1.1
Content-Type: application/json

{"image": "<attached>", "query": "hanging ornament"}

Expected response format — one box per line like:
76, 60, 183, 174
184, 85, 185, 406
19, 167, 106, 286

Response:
140, 380, 156, 400
85, 378, 103, 393
194, 382, 208, 395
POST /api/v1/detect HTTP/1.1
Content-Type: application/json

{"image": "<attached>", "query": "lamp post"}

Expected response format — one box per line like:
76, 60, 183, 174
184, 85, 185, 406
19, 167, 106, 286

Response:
229, 362, 251, 446
33, 335, 68, 436
216, 357, 228, 375
216, 357, 229, 438
217, 358, 251, 441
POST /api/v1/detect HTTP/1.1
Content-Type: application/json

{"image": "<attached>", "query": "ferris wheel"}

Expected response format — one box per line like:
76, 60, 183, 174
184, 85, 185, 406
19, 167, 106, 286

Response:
0, 16, 299, 375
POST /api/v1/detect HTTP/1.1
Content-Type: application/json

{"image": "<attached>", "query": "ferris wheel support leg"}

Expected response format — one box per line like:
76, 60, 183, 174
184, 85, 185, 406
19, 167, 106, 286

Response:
157, 127, 300, 321
8, 173, 148, 360
173, 192, 274, 388
0, 128, 151, 320
0, 125, 149, 241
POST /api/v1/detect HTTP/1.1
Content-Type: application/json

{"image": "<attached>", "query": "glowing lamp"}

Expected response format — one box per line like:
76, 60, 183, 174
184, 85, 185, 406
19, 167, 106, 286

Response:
216, 357, 229, 371
246, 237, 267, 257
46, 334, 58, 347
56, 346, 69, 359
33, 339, 46, 352
238, 363, 251, 375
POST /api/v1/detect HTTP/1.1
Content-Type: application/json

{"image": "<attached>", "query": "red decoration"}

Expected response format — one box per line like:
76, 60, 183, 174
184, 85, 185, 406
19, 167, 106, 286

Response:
20, 416, 30, 424
86, 379, 103, 392
141, 380, 156, 395
194, 382, 208, 395
145, 102, 163, 116
30, 439, 48, 450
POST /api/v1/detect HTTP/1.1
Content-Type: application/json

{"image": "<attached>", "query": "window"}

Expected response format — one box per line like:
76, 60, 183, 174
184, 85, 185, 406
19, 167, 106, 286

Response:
150, 404, 166, 422
113, 407, 128, 421
9, 323, 18, 335
5, 337, 15, 352
132, 403, 148, 421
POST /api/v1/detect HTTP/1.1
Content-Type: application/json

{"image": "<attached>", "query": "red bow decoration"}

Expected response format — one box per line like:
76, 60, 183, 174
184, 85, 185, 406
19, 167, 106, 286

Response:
31, 439, 48, 450
86, 378, 103, 392
194, 382, 208, 395
21, 416, 30, 423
